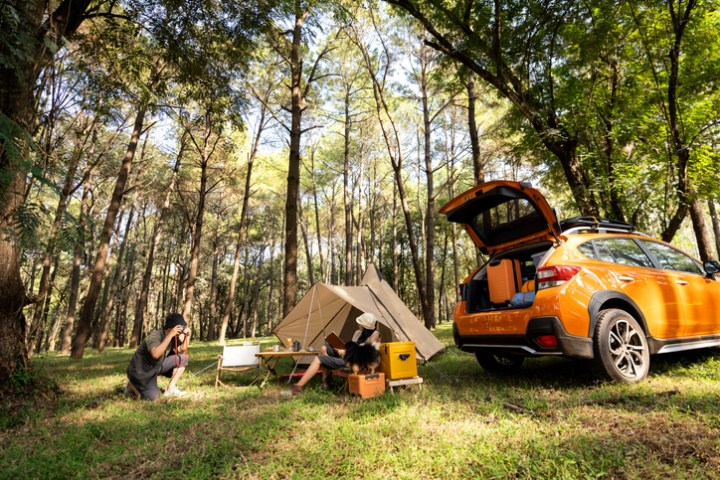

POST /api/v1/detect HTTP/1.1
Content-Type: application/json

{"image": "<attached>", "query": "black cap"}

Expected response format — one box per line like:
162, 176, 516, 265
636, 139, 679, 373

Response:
163, 313, 187, 330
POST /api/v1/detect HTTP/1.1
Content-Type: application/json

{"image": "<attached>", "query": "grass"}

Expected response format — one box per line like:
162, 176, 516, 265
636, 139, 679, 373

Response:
2, 323, 720, 479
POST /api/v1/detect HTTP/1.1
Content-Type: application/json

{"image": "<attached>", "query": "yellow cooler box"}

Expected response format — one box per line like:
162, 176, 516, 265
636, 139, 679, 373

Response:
378, 342, 418, 380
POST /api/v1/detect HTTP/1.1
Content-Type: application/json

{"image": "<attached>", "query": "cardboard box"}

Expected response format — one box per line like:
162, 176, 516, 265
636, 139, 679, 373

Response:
348, 372, 385, 399
378, 342, 418, 380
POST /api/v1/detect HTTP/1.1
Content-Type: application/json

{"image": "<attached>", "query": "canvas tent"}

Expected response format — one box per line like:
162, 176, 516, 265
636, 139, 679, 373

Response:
273, 264, 444, 361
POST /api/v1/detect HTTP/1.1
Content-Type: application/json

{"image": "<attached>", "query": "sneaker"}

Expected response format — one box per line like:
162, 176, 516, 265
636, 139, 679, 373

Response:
290, 384, 303, 396
164, 386, 187, 397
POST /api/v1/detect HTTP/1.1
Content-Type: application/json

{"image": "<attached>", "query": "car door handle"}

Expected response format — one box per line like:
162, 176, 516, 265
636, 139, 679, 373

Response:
618, 275, 634, 282
676, 280, 689, 286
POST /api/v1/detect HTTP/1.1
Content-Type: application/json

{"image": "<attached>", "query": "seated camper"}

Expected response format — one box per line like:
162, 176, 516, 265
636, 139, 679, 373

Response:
287, 313, 382, 396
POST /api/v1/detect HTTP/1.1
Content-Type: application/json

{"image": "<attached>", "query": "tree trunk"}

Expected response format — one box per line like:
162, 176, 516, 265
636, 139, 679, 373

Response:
182, 150, 210, 321
0, 0, 93, 382
27, 140, 82, 350
60, 182, 90, 355
310, 150, 325, 281
421, 55, 436, 329
659, 2, 697, 242
71, 100, 147, 359
95, 204, 135, 352
708, 199, 720, 259
207, 225, 220, 341
219, 104, 263, 344
689, 198, 713, 262
466, 74, 483, 185
33, 256, 59, 354
392, 184, 399, 292
283, 5, 309, 317
299, 202, 315, 284
343, 86, 354, 285
129, 154, 182, 348
352, 23, 433, 324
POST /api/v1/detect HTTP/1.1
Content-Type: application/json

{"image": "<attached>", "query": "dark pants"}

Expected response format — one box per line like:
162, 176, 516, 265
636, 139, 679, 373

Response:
134, 353, 189, 401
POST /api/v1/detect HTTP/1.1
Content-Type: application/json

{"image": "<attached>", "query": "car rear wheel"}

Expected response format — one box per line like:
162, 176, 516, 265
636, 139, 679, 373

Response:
475, 351, 525, 373
593, 308, 649, 382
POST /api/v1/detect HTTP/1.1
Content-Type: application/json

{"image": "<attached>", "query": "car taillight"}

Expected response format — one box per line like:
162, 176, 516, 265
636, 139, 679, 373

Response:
535, 335, 557, 348
536, 265, 581, 290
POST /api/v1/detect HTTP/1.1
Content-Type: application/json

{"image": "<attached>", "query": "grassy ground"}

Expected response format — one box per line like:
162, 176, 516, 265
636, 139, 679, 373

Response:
2, 323, 720, 479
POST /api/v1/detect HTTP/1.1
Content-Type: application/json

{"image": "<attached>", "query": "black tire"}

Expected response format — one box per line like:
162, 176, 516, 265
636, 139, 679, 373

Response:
593, 308, 650, 383
475, 351, 525, 373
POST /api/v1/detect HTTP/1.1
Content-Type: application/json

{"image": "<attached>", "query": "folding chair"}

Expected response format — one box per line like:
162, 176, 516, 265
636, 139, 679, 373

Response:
215, 344, 260, 387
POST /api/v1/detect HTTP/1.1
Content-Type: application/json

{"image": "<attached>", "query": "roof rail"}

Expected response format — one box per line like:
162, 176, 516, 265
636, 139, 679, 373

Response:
559, 216, 638, 235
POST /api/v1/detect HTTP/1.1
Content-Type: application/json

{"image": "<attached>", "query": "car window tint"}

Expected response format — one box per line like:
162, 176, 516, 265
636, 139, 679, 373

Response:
472, 197, 542, 245
577, 241, 596, 259
592, 239, 617, 263
640, 240, 703, 274
597, 238, 654, 267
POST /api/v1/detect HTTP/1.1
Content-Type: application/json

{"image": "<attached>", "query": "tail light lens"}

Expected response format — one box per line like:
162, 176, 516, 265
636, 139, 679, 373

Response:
536, 265, 581, 290
535, 335, 558, 348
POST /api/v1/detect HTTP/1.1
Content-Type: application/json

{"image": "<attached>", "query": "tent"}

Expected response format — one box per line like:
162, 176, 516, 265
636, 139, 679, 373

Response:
273, 264, 444, 361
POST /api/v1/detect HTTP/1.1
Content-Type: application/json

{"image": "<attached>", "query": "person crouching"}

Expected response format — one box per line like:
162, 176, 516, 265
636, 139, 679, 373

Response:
125, 312, 191, 400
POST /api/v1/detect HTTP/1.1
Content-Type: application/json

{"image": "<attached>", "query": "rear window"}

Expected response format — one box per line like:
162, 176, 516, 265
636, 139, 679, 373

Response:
577, 238, 654, 268
468, 194, 548, 247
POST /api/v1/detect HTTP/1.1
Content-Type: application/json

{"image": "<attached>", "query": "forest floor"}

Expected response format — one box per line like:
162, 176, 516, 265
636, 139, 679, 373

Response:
2, 323, 720, 479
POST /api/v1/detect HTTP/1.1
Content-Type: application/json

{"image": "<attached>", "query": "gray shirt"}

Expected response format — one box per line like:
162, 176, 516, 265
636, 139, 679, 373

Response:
127, 329, 170, 387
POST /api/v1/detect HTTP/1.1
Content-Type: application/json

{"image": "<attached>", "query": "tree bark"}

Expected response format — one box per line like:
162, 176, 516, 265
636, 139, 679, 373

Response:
708, 200, 720, 259
689, 198, 713, 262
282, 4, 310, 317
0, 0, 93, 381
343, 84, 354, 285
420, 53, 436, 329
207, 228, 220, 342
465, 74, 483, 185
60, 181, 90, 355
71, 102, 147, 359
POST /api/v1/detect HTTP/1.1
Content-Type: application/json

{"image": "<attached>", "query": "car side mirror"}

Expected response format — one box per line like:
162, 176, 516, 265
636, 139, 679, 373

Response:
704, 260, 720, 278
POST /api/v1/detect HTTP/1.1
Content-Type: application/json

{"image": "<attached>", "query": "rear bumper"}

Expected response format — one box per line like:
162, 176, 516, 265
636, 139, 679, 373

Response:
454, 316, 593, 359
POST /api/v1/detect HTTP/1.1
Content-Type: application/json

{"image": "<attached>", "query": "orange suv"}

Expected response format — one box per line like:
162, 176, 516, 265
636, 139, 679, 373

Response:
441, 180, 720, 382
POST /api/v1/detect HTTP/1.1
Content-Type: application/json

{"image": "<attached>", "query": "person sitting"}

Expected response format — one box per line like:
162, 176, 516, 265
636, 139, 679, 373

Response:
125, 312, 191, 400
289, 312, 382, 396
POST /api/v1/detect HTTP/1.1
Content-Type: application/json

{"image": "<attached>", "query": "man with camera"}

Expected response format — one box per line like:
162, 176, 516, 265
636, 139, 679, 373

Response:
125, 313, 191, 400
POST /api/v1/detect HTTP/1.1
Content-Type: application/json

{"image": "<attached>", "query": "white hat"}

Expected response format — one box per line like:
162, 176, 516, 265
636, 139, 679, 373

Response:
356, 312, 378, 329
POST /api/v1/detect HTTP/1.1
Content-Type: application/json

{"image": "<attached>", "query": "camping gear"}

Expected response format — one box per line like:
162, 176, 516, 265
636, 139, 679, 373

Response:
273, 264, 444, 363
378, 341, 418, 380
215, 344, 260, 387
487, 258, 521, 304
348, 372, 386, 399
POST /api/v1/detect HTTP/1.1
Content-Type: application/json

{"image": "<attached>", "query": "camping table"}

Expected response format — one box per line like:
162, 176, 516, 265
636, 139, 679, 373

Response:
255, 350, 319, 388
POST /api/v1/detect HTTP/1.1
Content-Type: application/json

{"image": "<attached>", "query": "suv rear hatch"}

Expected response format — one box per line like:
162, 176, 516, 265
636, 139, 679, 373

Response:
439, 180, 561, 255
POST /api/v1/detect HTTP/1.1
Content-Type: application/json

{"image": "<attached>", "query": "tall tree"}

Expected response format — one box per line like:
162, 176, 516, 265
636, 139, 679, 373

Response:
385, 0, 600, 215
180, 109, 226, 322
70, 65, 159, 359
0, 0, 96, 380
268, 2, 334, 315
349, 14, 434, 326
